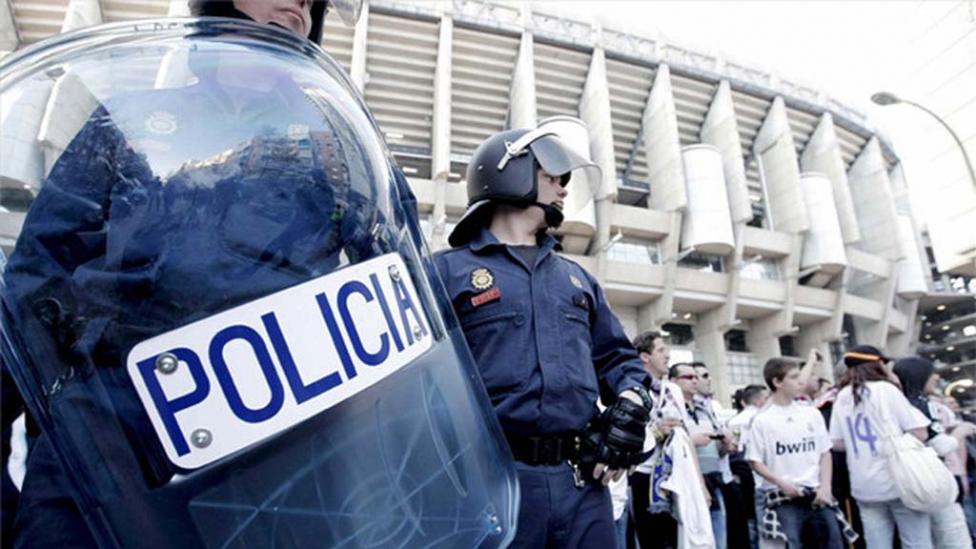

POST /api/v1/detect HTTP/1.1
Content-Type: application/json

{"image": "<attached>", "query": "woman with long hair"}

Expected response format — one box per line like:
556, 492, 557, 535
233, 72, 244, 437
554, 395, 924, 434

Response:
894, 357, 973, 549
829, 346, 933, 549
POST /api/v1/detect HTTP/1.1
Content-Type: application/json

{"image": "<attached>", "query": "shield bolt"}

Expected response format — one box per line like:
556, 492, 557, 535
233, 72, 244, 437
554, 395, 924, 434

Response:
156, 353, 179, 375
191, 429, 213, 449
389, 265, 401, 281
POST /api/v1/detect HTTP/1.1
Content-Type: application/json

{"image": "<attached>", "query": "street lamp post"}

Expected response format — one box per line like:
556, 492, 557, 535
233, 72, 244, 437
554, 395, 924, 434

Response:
871, 91, 976, 193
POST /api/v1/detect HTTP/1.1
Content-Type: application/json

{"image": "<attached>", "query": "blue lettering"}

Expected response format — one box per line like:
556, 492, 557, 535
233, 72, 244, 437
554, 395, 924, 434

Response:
262, 312, 341, 405
136, 348, 209, 457
392, 274, 428, 345
846, 413, 878, 457
338, 280, 390, 366
370, 273, 404, 352
316, 292, 357, 380
209, 325, 284, 423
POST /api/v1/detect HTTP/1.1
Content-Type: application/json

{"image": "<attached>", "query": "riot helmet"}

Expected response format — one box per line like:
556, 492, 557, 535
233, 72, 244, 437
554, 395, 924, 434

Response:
448, 127, 600, 247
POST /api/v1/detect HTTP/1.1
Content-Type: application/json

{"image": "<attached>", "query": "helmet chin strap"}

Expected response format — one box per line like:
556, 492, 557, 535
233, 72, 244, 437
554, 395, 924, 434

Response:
532, 202, 564, 229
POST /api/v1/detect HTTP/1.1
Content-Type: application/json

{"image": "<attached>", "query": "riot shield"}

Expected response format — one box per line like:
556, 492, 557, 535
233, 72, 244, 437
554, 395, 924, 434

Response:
0, 18, 517, 548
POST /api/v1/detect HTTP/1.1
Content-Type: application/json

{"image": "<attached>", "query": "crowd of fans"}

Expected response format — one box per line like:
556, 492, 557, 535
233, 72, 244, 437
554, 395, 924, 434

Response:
612, 331, 976, 549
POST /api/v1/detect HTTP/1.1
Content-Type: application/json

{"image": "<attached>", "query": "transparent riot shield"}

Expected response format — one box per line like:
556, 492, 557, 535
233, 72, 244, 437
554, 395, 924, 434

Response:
0, 18, 517, 548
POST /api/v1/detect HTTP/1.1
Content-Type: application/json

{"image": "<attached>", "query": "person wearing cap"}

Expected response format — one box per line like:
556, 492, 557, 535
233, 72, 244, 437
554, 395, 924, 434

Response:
894, 357, 975, 549
828, 346, 934, 549
6, 2, 375, 547
433, 126, 651, 547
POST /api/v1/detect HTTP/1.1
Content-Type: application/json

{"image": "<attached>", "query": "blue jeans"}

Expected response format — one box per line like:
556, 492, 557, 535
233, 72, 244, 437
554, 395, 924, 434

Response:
708, 483, 727, 549
771, 499, 843, 549
614, 511, 628, 549
858, 499, 932, 549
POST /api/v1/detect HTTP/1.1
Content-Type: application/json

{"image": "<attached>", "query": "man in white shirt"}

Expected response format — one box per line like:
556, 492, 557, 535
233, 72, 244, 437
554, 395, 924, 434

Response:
629, 331, 689, 549
747, 358, 842, 549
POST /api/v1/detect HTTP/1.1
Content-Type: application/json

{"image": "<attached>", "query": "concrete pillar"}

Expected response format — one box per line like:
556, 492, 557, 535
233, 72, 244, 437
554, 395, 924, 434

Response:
800, 113, 861, 244
753, 97, 808, 233
508, 30, 537, 129
0, 0, 19, 52
37, 73, 99, 175
429, 14, 453, 250
642, 65, 687, 212
795, 322, 836, 381
746, 317, 781, 368
886, 299, 920, 357
643, 211, 683, 327
851, 259, 898, 349
847, 138, 903, 261
349, 1, 370, 92
61, 0, 102, 32
0, 80, 54, 191
695, 309, 732, 407
700, 80, 751, 224
579, 46, 616, 255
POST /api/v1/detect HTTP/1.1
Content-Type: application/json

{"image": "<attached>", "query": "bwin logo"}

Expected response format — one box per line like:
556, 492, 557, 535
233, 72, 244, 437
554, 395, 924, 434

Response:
775, 437, 816, 455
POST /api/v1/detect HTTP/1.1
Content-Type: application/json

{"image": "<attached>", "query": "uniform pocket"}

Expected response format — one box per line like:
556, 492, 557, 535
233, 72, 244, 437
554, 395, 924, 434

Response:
459, 305, 526, 393
560, 307, 597, 402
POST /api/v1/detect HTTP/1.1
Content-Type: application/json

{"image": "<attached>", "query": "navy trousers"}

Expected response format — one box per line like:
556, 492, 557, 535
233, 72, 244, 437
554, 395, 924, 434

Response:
510, 462, 616, 549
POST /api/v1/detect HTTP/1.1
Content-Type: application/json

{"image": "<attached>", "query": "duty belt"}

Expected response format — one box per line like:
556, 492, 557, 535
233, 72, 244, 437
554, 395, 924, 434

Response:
505, 432, 580, 466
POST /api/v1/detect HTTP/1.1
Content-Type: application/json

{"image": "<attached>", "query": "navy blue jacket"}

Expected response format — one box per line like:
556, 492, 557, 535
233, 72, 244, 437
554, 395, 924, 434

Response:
434, 229, 645, 436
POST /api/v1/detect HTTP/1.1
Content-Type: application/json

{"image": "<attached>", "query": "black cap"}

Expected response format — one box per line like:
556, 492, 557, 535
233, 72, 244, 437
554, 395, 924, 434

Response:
843, 345, 891, 368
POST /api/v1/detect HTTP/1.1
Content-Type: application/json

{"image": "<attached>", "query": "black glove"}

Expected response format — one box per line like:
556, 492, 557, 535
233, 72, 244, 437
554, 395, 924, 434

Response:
578, 388, 651, 473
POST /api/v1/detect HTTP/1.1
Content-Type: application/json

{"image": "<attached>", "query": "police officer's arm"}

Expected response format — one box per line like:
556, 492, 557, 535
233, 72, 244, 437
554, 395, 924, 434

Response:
584, 274, 645, 397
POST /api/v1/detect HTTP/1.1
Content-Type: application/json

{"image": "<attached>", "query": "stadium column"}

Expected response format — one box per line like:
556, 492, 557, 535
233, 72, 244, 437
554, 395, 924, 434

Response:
507, 5, 536, 129
578, 41, 617, 271
694, 308, 734, 407
698, 80, 750, 399
801, 113, 862, 246
429, 13, 453, 249
0, 0, 19, 53
796, 112, 859, 364
749, 96, 805, 360
349, 1, 370, 93
846, 138, 903, 348
640, 64, 686, 327
61, 0, 102, 32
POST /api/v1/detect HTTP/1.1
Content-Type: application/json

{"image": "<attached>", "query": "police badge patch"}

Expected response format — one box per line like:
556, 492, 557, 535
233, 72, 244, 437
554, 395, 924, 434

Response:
471, 268, 493, 290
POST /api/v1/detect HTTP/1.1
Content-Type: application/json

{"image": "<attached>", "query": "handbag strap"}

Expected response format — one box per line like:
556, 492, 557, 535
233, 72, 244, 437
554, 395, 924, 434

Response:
857, 385, 898, 442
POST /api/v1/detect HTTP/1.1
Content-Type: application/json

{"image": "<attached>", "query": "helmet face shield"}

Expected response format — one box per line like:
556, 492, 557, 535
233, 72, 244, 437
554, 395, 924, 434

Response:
528, 133, 601, 195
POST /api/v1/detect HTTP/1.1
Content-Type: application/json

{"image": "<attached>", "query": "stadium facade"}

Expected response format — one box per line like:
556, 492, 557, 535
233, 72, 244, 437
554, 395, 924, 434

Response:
1, 0, 972, 406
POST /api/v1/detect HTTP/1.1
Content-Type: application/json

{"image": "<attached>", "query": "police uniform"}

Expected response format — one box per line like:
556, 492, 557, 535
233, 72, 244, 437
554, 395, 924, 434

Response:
434, 227, 646, 547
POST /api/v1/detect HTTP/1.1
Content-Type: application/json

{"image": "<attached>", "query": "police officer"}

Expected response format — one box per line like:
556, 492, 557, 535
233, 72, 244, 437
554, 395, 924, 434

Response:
5, 1, 390, 547
434, 127, 652, 547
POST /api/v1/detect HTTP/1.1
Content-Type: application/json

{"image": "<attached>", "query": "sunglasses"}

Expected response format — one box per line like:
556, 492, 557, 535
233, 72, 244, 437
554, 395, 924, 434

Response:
675, 374, 699, 381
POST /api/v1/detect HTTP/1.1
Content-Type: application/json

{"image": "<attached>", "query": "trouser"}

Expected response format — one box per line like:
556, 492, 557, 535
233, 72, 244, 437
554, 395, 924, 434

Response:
509, 461, 615, 549
858, 499, 932, 549
931, 502, 973, 549
719, 479, 751, 549
630, 471, 678, 549
13, 433, 96, 549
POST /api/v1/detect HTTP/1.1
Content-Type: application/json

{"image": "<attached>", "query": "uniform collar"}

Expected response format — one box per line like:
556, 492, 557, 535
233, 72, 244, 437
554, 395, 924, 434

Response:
468, 228, 562, 255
